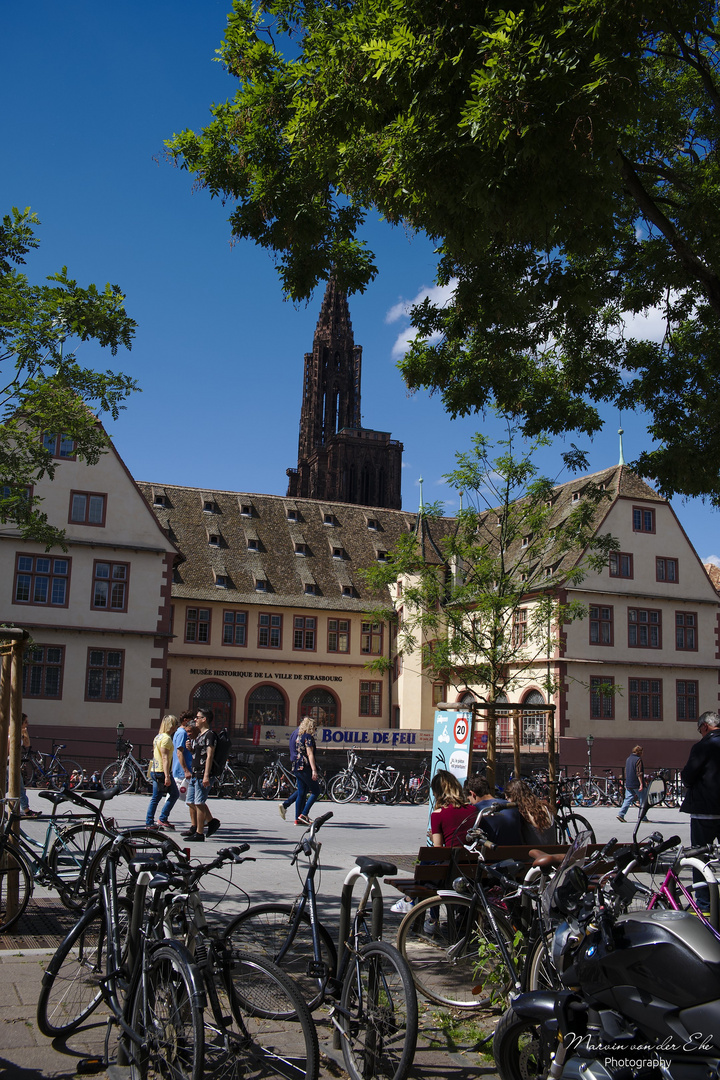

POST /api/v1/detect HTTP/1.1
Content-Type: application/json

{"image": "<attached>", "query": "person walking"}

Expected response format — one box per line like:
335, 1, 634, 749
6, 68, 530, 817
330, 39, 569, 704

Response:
183, 707, 220, 841
680, 711, 720, 846
617, 744, 645, 822
13, 714, 40, 817
172, 711, 195, 826
292, 716, 320, 826
145, 714, 179, 830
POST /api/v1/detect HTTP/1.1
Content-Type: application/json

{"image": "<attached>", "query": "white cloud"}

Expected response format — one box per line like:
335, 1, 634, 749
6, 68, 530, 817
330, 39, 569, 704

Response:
704, 555, 720, 568
386, 280, 458, 359
618, 304, 669, 344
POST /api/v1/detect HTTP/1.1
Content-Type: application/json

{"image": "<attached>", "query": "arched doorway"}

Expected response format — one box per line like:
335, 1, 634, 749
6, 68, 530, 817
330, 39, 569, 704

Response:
521, 689, 546, 746
247, 684, 286, 728
192, 681, 233, 731
300, 687, 339, 727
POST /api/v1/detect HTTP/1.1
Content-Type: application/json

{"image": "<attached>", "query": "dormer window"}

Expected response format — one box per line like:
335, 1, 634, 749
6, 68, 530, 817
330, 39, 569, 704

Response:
153, 494, 166, 508
323, 513, 336, 526
247, 538, 259, 552
240, 504, 252, 517
522, 535, 531, 548
215, 575, 227, 588
304, 583, 316, 595
255, 578, 268, 592
287, 510, 298, 522
377, 550, 388, 562
209, 534, 220, 547
295, 543, 307, 556
342, 585, 354, 598
332, 547, 346, 560
545, 566, 553, 577
571, 492, 580, 503
367, 518, 379, 531
203, 500, 215, 513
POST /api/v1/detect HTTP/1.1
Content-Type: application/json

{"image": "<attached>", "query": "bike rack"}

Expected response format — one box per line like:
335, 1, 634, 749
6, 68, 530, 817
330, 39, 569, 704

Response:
332, 863, 385, 1050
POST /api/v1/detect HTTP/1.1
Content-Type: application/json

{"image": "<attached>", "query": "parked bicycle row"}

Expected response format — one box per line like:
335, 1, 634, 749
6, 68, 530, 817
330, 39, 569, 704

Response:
522, 764, 687, 809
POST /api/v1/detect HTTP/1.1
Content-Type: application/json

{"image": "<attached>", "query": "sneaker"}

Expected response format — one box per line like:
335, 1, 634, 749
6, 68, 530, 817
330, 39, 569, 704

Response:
278, 804, 287, 821
391, 898, 414, 914
295, 820, 306, 826
358, 795, 369, 803
157, 820, 175, 831
22, 809, 41, 818
181, 829, 196, 838
206, 818, 221, 837
297, 814, 312, 825
616, 815, 626, 822
187, 832, 205, 842
423, 918, 439, 935
145, 823, 160, 831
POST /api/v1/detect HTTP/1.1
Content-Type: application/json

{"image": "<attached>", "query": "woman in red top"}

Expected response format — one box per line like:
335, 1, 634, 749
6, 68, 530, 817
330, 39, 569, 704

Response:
429, 770, 477, 847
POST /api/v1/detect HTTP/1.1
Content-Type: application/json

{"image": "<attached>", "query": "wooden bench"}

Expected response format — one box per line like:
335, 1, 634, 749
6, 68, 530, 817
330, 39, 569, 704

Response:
384, 844, 575, 901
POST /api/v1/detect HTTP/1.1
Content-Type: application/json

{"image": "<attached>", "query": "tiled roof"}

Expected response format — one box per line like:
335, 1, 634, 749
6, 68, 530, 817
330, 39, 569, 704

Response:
704, 562, 720, 593
137, 464, 662, 604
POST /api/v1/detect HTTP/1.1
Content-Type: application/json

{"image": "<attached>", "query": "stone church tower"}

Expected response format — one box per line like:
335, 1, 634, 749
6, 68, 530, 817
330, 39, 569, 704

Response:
286, 279, 403, 509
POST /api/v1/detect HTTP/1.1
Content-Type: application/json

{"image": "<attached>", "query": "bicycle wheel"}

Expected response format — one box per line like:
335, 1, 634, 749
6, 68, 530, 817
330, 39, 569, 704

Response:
214, 948, 319, 1080
555, 812, 595, 845
523, 933, 561, 992
383, 779, 402, 805
578, 781, 602, 808
330, 771, 359, 803
101, 760, 137, 794
49, 759, 82, 791
493, 1004, 550, 1080
88, 828, 183, 896
20, 758, 35, 787
259, 768, 280, 800
37, 899, 132, 1037
0, 844, 32, 933
396, 894, 516, 1009
224, 902, 337, 1012
47, 822, 115, 904
338, 939, 418, 1080
407, 778, 429, 805
235, 766, 256, 799
128, 942, 204, 1080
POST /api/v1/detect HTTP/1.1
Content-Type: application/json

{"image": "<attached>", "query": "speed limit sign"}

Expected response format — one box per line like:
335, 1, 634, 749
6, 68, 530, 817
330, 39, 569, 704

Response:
453, 716, 469, 744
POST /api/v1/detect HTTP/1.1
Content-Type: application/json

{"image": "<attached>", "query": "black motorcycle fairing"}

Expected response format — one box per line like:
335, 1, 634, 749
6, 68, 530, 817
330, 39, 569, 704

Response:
509, 991, 560, 1022
676, 1002, 720, 1052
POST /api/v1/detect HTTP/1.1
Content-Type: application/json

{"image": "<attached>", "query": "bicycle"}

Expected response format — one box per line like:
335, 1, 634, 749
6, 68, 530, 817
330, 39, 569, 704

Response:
212, 758, 256, 799
101, 738, 151, 794
259, 750, 327, 801
571, 769, 622, 807
403, 758, 430, 804
21, 741, 83, 790
224, 810, 418, 1080
330, 749, 402, 804
553, 779, 596, 843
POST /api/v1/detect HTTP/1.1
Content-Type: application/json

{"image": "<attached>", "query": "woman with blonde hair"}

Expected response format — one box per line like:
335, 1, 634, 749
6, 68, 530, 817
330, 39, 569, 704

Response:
145, 714, 179, 830
293, 716, 320, 826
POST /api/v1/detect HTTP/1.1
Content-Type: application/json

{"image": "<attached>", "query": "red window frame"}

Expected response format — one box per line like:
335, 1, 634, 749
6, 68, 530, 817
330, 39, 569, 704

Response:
590, 675, 615, 719
656, 557, 678, 583
361, 621, 383, 655
22, 644, 65, 699
589, 604, 614, 646
258, 613, 282, 648
222, 610, 247, 646
293, 615, 317, 651
91, 560, 129, 613
13, 552, 71, 608
675, 611, 698, 651
69, 490, 107, 527
609, 551, 634, 579
628, 607, 661, 648
327, 618, 350, 653
629, 677, 663, 720
85, 647, 124, 703
676, 679, 699, 722
185, 607, 211, 644
632, 506, 656, 533
42, 432, 76, 459
359, 679, 382, 717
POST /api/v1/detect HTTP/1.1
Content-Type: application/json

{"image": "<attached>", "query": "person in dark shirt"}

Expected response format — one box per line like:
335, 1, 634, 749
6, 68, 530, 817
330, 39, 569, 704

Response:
681, 711, 720, 846
183, 707, 219, 842
466, 775, 525, 845
617, 745, 645, 823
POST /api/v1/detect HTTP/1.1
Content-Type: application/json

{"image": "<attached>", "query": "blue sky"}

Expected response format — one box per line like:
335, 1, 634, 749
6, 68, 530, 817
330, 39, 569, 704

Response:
3, 1, 720, 563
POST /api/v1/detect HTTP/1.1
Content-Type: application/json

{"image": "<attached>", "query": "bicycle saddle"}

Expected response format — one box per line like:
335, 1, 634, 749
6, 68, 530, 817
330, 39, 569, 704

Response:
355, 855, 398, 877
528, 849, 567, 869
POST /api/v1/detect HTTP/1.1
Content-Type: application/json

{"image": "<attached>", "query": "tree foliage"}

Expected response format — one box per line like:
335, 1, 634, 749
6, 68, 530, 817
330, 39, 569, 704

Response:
361, 428, 618, 706
0, 208, 137, 546
168, 0, 720, 501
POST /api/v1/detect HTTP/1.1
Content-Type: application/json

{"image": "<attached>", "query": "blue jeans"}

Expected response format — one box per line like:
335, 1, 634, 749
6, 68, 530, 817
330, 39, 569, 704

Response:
618, 787, 641, 819
146, 773, 178, 825
295, 768, 319, 820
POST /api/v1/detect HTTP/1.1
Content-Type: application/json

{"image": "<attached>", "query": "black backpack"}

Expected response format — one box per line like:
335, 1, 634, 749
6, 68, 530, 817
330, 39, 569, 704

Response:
210, 728, 232, 776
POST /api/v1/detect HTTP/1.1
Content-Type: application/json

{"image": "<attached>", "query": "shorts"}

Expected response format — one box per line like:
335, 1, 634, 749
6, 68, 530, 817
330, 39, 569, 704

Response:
186, 778, 209, 805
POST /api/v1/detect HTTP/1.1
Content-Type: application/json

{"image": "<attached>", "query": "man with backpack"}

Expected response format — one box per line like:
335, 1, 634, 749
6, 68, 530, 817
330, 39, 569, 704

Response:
183, 707, 220, 841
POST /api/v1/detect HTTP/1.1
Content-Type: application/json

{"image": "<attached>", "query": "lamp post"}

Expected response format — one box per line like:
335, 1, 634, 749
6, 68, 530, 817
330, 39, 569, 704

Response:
586, 733, 595, 776
116, 721, 125, 753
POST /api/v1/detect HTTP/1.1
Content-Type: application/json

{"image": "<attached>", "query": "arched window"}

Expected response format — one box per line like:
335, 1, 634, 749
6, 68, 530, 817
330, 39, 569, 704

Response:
247, 684, 286, 727
494, 693, 511, 747
521, 689, 547, 746
192, 681, 233, 732
300, 687, 338, 727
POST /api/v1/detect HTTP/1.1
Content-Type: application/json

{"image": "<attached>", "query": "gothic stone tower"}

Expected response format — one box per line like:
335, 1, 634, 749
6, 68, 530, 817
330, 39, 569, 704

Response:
286, 280, 403, 509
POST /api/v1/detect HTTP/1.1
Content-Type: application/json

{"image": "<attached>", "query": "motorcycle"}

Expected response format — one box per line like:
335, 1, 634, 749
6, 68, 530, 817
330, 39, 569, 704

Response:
493, 782, 720, 1080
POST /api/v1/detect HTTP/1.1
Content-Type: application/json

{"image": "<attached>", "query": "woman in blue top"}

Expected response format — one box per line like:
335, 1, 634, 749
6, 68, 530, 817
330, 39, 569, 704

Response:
293, 716, 320, 826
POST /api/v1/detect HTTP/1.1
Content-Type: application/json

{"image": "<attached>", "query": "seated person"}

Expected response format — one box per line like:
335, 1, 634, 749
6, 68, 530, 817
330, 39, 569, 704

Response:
429, 770, 478, 847
466, 774, 525, 845
505, 778, 555, 844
